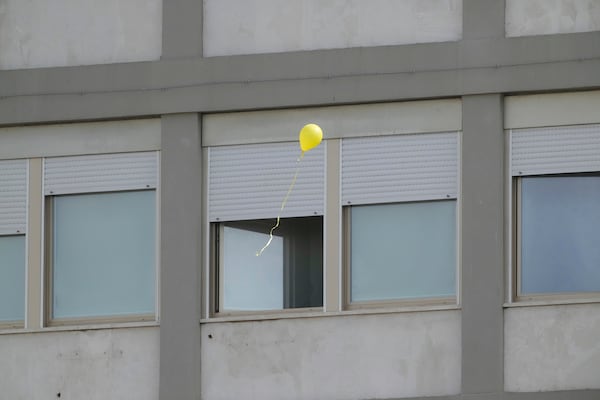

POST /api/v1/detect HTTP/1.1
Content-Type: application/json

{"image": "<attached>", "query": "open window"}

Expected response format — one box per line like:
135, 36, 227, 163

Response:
208, 142, 325, 315
216, 217, 323, 312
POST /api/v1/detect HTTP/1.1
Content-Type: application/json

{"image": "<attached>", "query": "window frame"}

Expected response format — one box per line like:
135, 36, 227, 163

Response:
342, 200, 459, 310
0, 159, 28, 329
206, 140, 326, 318
507, 121, 600, 305
205, 134, 462, 318
0, 119, 161, 331
43, 188, 159, 327
201, 100, 463, 321
0, 233, 27, 329
210, 217, 325, 317
512, 173, 600, 303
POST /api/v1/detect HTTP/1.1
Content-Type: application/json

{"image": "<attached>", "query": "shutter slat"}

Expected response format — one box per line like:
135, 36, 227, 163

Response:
342, 132, 459, 205
209, 142, 325, 222
511, 124, 600, 176
0, 159, 27, 235
44, 152, 158, 195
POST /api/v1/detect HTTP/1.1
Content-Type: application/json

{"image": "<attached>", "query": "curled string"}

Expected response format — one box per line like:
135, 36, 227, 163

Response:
256, 151, 305, 256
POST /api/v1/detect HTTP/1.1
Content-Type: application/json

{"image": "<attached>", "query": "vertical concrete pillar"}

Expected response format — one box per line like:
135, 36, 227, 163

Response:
162, 0, 204, 58
160, 114, 202, 400
463, 0, 505, 40
461, 94, 505, 395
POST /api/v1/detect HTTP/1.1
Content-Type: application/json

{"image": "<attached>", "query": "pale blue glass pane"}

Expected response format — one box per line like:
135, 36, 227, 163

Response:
53, 190, 156, 319
0, 235, 25, 321
521, 176, 600, 294
223, 226, 283, 311
351, 201, 456, 302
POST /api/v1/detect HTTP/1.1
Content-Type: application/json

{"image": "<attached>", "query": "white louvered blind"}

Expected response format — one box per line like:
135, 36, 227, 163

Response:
511, 124, 600, 176
209, 142, 325, 222
0, 159, 27, 235
342, 132, 459, 205
44, 152, 158, 195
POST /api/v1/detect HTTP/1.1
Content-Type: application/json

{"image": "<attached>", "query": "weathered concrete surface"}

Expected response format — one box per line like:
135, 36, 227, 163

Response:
0, 327, 159, 400
203, 0, 462, 57
0, 119, 161, 160
201, 311, 461, 400
0, 0, 162, 70
505, 304, 600, 391
506, 0, 600, 37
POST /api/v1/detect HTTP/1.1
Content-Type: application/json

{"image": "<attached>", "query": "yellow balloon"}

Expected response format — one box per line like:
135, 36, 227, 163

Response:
299, 123, 323, 152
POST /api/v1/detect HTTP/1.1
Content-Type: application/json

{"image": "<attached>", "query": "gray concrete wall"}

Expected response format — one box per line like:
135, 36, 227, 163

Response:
201, 312, 461, 400
0, 0, 162, 70
0, 327, 159, 400
203, 0, 462, 57
506, 0, 600, 37
505, 304, 600, 392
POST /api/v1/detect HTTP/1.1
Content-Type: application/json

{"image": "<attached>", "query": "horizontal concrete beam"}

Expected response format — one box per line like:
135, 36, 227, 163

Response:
1, 31, 600, 125
1, 57, 599, 126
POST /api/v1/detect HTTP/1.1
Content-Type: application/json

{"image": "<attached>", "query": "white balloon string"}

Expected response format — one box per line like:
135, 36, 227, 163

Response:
256, 151, 305, 256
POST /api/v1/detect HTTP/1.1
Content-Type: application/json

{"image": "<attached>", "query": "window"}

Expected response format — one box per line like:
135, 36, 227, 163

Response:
216, 217, 323, 312
517, 175, 600, 295
44, 152, 159, 324
511, 124, 600, 300
0, 119, 161, 330
203, 100, 463, 317
348, 201, 456, 303
342, 133, 459, 307
208, 142, 325, 314
0, 160, 27, 326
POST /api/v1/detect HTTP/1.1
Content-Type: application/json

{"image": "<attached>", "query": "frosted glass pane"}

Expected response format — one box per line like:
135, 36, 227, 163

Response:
0, 235, 25, 321
223, 226, 284, 311
521, 176, 600, 294
351, 201, 456, 302
221, 217, 323, 311
52, 190, 156, 319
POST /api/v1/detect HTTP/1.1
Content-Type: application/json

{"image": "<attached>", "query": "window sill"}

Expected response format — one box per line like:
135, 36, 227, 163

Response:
0, 320, 159, 336
504, 297, 600, 309
201, 303, 460, 324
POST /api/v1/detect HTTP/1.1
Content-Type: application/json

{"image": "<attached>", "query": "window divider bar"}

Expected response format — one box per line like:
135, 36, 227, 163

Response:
26, 158, 43, 329
324, 139, 341, 312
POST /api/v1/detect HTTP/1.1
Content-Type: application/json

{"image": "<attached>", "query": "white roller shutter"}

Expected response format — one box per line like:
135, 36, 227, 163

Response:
209, 142, 325, 222
342, 132, 459, 205
511, 124, 600, 176
0, 159, 27, 235
44, 152, 158, 195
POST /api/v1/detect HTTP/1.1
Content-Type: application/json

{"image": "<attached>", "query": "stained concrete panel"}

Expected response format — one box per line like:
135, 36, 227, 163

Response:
505, 304, 600, 392
202, 99, 462, 147
0, 119, 161, 160
203, 0, 462, 57
201, 311, 461, 400
0, 0, 162, 70
505, 90, 600, 129
506, 0, 600, 37
0, 327, 159, 400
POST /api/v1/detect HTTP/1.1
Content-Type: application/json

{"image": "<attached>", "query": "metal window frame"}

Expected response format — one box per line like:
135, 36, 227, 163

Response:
210, 217, 325, 317
513, 173, 600, 303
43, 189, 159, 327
342, 200, 460, 310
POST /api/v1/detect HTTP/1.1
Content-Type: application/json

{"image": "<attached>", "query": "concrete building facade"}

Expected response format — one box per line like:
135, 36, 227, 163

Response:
1, 1, 600, 399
